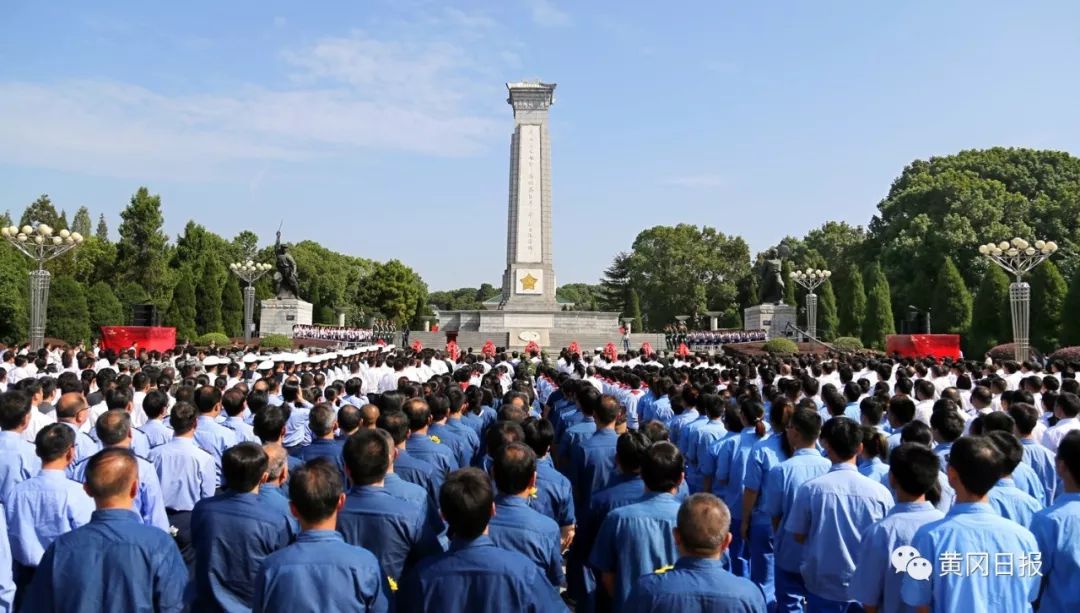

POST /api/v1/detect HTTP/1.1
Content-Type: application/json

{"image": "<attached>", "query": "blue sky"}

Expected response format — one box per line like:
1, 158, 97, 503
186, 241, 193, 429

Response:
2, 1, 1079, 290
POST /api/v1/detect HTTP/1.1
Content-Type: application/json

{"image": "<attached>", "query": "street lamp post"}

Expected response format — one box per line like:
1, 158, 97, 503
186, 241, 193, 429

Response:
790, 268, 831, 340
0, 224, 84, 350
228, 260, 273, 344
978, 237, 1059, 362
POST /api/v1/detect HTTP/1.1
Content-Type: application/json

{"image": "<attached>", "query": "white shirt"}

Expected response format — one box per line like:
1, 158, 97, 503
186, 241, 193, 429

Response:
1042, 416, 1080, 453
22, 406, 56, 442
914, 399, 935, 425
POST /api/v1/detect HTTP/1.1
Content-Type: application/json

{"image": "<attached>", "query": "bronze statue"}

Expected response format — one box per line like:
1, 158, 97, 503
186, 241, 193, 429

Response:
274, 230, 301, 300
759, 245, 790, 304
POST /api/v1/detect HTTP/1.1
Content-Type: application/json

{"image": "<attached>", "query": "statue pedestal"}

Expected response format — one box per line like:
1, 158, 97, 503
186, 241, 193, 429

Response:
260, 298, 313, 338
744, 303, 796, 339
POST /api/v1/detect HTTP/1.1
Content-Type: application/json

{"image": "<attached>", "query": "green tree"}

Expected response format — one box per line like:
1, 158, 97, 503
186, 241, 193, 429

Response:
969, 265, 1011, 355
196, 256, 226, 334
56, 210, 69, 231
625, 225, 750, 327
164, 267, 198, 340
221, 273, 244, 338
598, 252, 632, 312
1030, 260, 1067, 351
114, 282, 149, 325
86, 281, 124, 335
627, 289, 643, 332
115, 187, 169, 299
231, 230, 260, 261
46, 275, 90, 344
20, 194, 62, 229
556, 283, 601, 311
782, 260, 796, 306
359, 260, 427, 325
1062, 266, 1080, 347
802, 221, 866, 267
71, 207, 92, 237
931, 256, 973, 334
0, 211, 11, 228
835, 263, 866, 338
95, 214, 109, 241
862, 262, 895, 349
817, 279, 839, 341
0, 247, 28, 344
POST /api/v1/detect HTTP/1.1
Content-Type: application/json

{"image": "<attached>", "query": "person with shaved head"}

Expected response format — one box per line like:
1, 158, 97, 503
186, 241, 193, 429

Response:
23, 448, 187, 612
628, 493, 766, 612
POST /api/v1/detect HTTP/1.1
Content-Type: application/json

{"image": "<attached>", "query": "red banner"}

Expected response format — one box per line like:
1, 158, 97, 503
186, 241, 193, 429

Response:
885, 334, 962, 360
100, 326, 177, 353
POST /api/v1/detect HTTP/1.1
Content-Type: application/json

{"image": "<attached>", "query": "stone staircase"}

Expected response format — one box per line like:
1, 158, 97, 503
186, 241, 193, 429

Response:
407, 330, 668, 353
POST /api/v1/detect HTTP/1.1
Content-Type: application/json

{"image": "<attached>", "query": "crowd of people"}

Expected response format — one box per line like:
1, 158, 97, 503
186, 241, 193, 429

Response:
685, 330, 768, 349
0, 341, 1078, 612
291, 324, 376, 343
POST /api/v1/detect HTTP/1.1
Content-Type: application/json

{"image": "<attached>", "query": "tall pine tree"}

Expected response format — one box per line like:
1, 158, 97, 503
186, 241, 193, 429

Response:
164, 267, 198, 340
1029, 260, 1067, 352
969, 265, 1011, 355
836, 263, 866, 338
195, 256, 226, 334
46, 276, 90, 344
628, 289, 643, 332
221, 274, 244, 338
1061, 265, 1080, 347
817, 279, 839, 341
782, 260, 796, 305
72, 207, 92, 237
95, 214, 109, 241
931, 256, 972, 334
115, 187, 168, 299
862, 262, 895, 349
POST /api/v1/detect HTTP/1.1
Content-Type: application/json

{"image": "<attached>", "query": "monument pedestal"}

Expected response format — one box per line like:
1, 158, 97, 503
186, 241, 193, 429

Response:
744, 303, 796, 339
260, 298, 313, 338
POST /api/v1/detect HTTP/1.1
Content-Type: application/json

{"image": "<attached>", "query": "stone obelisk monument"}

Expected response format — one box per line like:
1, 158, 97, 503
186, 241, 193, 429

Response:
496, 81, 558, 311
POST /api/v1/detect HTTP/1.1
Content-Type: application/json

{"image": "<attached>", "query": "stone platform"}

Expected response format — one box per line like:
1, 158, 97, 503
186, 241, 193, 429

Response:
437, 308, 622, 348
744, 303, 797, 339
260, 298, 313, 338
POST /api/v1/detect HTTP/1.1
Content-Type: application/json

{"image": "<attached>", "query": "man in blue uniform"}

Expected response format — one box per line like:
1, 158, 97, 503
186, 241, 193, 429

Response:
522, 417, 576, 548
92, 388, 151, 457
6, 423, 94, 600
901, 436, 1040, 611
627, 493, 767, 612
590, 441, 685, 610
137, 390, 173, 449
445, 387, 480, 466
488, 441, 565, 588
397, 467, 566, 613
570, 394, 621, 512
220, 388, 258, 443
851, 443, 945, 613
403, 398, 458, 478
149, 400, 216, 567
72, 410, 169, 531
296, 403, 345, 480
24, 448, 187, 613
1031, 430, 1080, 612
54, 393, 98, 476
257, 444, 299, 534
0, 390, 41, 504
193, 386, 238, 487
377, 411, 440, 510
985, 430, 1043, 526
337, 428, 439, 590
761, 406, 830, 613
1009, 402, 1057, 502
786, 416, 893, 612
191, 442, 295, 612
253, 458, 387, 612
427, 394, 471, 469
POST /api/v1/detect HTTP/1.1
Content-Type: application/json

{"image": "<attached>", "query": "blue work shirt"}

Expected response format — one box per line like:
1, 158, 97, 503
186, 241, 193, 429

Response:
626, 556, 767, 613
560, 417, 596, 459
58, 422, 100, 477
570, 428, 619, 511
194, 415, 238, 487
405, 432, 458, 478
24, 509, 186, 613
252, 530, 387, 613
282, 402, 312, 449
1011, 461, 1047, 505
1021, 439, 1057, 503
901, 502, 1040, 611
850, 501, 945, 613
743, 432, 790, 525
446, 417, 480, 465
0, 430, 41, 503
1030, 492, 1080, 613
760, 448, 831, 573
686, 418, 727, 480
297, 438, 346, 481
460, 407, 496, 438
336, 484, 438, 584
668, 409, 699, 447
385, 472, 444, 543
988, 477, 1043, 527
785, 463, 893, 603
0, 509, 13, 610
139, 419, 172, 449
394, 448, 441, 508
428, 422, 471, 469
71, 454, 169, 532
5, 468, 94, 567
697, 430, 737, 489
933, 442, 953, 473
87, 419, 151, 458
589, 491, 681, 610
711, 427, 764, 517
649, 395, 674, 425
191, 490, 296, 612
257, 483, 299, 534
532, 455, 575, 527
489, 495, 565, 587
397, 535, 566, 613
222, 416, 258, 444
149, 437, 216, 511
676, 414, 708, 454
859, 456, 891, 483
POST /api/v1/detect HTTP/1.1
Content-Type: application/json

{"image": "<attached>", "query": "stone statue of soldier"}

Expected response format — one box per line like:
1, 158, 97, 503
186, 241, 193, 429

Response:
759, 245, 790, 304
274, 230, 302, 300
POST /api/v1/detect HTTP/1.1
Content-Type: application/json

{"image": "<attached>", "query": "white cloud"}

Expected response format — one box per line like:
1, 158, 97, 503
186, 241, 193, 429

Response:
527, 0, 571, 27
664, 174, 726, 188
0, 31, 505, 181
440, 8, 497, 30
